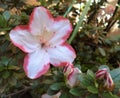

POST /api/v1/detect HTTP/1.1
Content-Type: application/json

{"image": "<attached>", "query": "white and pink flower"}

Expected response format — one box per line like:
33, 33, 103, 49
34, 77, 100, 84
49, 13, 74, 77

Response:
64, 63, 81, 87
9, 7, 76, 79
96, 68, 114, 91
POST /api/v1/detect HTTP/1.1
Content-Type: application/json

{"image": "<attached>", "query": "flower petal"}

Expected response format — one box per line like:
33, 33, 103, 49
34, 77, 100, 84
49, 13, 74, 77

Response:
41, 94, 53, 98
48, 16, 72, 46
41, 92, 61, 98
47, 43, 76, 67
68, 68, 81, 87
29, 7, 54, 35
9, 25, 39, 53
23, 49, 50, 79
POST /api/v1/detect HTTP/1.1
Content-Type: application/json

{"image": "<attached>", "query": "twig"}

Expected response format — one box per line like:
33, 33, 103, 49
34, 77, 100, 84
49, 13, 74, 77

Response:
87, 0, 105, 23
104, 0, 120, 32
4, 86, 31, 98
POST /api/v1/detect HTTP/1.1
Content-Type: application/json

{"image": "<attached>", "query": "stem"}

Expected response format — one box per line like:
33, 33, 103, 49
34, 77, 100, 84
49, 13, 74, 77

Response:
63, 0, 75, 17
68, 0, 91, 44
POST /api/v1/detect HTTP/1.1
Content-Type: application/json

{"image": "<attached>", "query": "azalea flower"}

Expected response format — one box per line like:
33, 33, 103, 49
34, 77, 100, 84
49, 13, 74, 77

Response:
9, 7, 76, 79
96, 68, 114, 91
64, 63, 81, 87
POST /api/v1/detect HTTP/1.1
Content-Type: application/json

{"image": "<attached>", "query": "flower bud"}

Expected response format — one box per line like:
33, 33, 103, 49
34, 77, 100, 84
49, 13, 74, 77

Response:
96, 68, 114, 91
96, 68, 107, 79
104, 72, 114, 91
64, 63, 81, 87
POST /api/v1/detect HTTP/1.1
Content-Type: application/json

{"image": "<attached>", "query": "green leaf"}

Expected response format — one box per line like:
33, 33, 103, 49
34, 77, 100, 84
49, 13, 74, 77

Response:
50, 82, 64, 90
114, 81, 120, 89
8, 65, 20, 70
53, 71, 64, 82
114, 46, 120, 52
87, 70, 95, 79
59, 92, 70, 98
2, 71, 10, 79
8, 77, 17, 86
38, 0, 46, 6
1, 56, 11, 66
0, 66, 5, 72
87, 86, 98, 94
0, 78, 3, 84
80, 73, 94, 87
0, 15, 4, 26
98, 47, 106, 56
86, 94, 98, 98
75, 64, 81, 70
3, 11, 11, 21
99, 65, 110, 71
102, 92, 119, 98
110, 68, 120, 82
69, 87, 85, 96
47, 88, 59, 96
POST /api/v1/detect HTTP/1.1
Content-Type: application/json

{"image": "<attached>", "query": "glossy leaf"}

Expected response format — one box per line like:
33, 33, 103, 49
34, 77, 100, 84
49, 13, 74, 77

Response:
110, 68, 120, 82
87, 86, 98, 94
50, 82, 64, 90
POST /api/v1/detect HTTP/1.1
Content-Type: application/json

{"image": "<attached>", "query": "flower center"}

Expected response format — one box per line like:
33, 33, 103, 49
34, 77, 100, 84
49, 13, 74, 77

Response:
39, 26, 54, 48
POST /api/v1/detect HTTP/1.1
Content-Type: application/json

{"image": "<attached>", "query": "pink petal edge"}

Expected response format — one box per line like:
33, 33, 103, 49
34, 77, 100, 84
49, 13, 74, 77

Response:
10, 25, 30, 53
23, 55, 29, 76
35, 63, 50, 79
23, 54, 50, 79
54, 62, 69, 67
52, 43, 76, 67
54, 16, 73, 41
62, 43, 76, 57
29, 6, 53, 28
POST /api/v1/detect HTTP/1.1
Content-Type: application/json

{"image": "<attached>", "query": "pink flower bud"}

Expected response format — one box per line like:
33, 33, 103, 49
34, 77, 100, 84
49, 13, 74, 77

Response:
104, 73, 114, 91
95, 68, 107, 79
96, 68, 114, 91
64, 63, 81, 87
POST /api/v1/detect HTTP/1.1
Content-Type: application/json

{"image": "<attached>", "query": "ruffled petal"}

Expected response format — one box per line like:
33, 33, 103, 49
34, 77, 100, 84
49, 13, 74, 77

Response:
48, 16, 72, 46
23, 49, 50, 79
29, 7, 54, 36
9, 25, 39, 53
47, 43, 76, 67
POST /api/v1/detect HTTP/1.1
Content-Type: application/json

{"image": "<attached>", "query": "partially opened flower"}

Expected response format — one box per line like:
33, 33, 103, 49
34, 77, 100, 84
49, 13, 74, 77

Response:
64, 63, 81, 87
95, 68, 114, 91
9, 7, 76, 79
